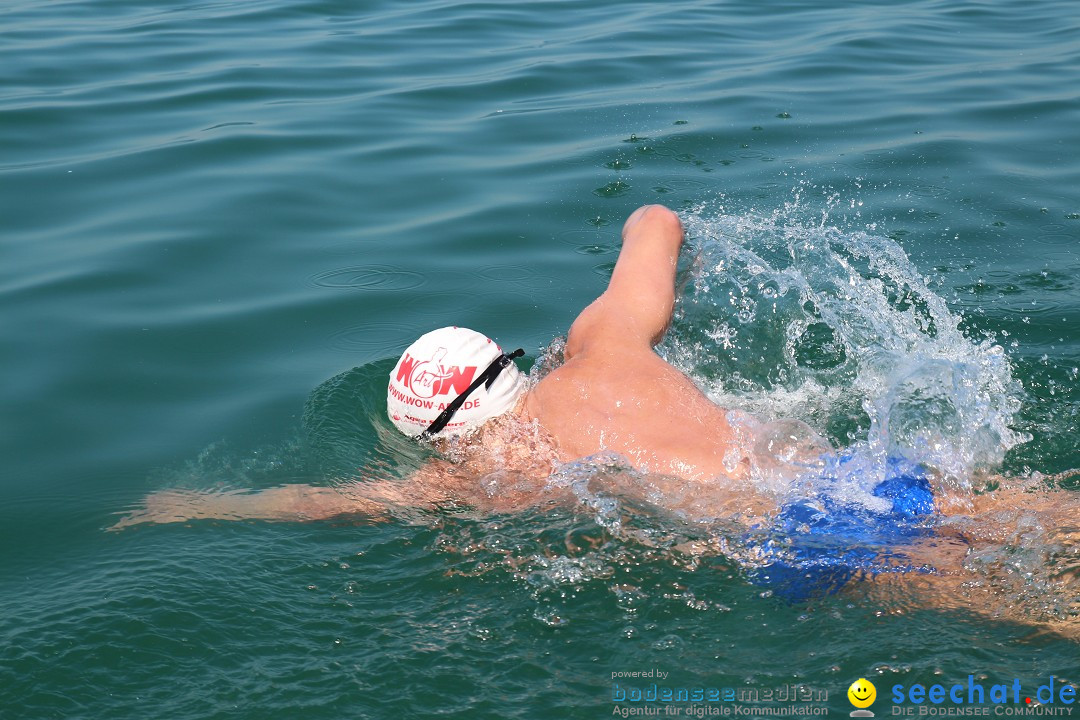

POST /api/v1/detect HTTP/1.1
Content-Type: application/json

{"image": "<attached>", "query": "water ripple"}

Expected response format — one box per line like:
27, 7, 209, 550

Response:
325, 321, 419, 354
310, 265, 426, 292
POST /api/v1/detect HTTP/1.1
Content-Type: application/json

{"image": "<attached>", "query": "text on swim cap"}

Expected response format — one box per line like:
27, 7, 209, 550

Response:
388, 384, 482, 411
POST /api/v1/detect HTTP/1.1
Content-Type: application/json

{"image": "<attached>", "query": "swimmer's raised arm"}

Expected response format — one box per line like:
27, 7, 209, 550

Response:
566, 205, 684, 357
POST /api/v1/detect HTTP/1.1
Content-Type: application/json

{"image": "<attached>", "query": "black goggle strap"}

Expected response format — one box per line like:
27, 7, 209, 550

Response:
418, 348, 524, 440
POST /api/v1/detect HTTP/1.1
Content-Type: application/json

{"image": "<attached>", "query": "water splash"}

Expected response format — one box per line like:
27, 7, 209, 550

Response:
666, 196, 1029, 497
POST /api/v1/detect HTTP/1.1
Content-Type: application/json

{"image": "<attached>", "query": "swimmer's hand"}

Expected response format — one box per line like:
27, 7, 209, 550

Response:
109, 485, 386, 530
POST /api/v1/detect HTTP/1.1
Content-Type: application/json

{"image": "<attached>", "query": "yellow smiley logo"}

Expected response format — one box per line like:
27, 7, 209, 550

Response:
848, 678, 877, 709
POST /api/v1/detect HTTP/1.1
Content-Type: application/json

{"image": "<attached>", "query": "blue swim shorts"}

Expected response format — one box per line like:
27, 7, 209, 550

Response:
744, 456, 936, 602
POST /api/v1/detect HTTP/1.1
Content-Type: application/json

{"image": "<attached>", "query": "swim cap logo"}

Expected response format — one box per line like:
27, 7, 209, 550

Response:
396, 347, 477, 399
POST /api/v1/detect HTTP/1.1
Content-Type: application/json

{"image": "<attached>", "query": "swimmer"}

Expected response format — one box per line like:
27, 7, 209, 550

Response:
118, 206, 782, 523
115, 205, 1079, 636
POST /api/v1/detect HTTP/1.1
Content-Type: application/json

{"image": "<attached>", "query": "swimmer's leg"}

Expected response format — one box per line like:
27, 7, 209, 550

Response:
850, 505, 1080, 642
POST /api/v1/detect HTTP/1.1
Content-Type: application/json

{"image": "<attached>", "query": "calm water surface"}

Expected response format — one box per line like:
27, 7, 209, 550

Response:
2, 0, 1079, 718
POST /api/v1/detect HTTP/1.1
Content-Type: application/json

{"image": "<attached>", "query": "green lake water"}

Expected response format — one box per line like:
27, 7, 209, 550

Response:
2, 0, 1078, 717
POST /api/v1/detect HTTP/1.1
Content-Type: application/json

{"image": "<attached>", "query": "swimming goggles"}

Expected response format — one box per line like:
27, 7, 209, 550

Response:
418, 348, 524, 439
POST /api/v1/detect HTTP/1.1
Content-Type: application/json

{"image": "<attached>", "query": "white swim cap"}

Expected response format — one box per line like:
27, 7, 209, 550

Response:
387, 327, 525, 438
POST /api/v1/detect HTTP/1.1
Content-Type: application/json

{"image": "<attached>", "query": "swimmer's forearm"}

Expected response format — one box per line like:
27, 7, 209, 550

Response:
111, 485, 386, 529
234, 485, 387, 521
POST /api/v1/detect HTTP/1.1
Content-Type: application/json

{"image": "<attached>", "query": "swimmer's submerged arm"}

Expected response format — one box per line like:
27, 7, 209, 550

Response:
109, 484, 389, 529
110, 460, 467, 529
